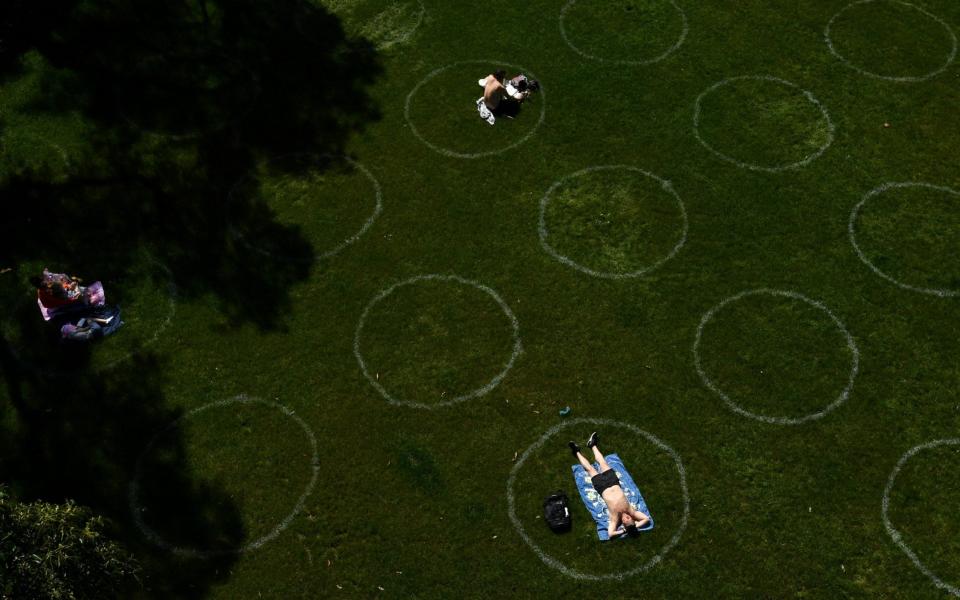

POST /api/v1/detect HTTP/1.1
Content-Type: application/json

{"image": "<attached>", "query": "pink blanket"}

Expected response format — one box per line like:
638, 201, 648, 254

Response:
38, 281, 105, 321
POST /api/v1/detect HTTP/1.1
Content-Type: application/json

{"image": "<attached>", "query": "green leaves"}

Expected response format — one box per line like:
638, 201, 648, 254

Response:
0, 486, 141, 600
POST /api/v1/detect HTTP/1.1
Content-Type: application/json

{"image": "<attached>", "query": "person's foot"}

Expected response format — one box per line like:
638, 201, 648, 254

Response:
568, 441, 581, 456
586, 431, 599, 448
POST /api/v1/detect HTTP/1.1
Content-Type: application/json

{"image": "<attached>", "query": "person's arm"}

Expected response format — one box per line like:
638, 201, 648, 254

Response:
607, 513, 624, 538
631, 508, 651, 528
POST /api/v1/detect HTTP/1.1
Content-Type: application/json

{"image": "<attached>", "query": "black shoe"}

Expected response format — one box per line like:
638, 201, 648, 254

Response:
568, 441, 581, 456
586, 431, 599, 448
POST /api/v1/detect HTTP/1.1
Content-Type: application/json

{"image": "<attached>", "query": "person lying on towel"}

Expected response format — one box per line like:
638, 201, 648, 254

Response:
569, 431, 650, 538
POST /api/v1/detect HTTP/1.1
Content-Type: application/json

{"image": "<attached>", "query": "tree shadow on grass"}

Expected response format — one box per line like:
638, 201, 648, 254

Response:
0, 349, 245, 598
0, 0, 382, 596
0, 0, 382, 327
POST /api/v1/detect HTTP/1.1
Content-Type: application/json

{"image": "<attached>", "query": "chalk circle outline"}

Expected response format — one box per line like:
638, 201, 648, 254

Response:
558, 0, 688, 65
692, 75, 835, 173
849, 182, 960, 298
882, 438, 960, 597
367, 0, 427, 51
825, 0, 958, 83
299, 0, 426, 51
693, 289, 860, 425
404, 60, 547, 159
128, 394, 321, 558
538, 165, 689, 279
353, 274, 522, 409
5, 256, 178, 379
228, 153, 383, 263
506, 417, 690, 581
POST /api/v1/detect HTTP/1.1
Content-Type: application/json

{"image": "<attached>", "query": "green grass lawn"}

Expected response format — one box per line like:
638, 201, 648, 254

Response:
2, 0, 960, 597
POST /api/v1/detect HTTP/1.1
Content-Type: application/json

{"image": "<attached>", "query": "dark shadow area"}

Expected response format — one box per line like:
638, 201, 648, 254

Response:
0, 0, 382, 596
494, 98, 524, 120
0, 349, 245, 598
0, 0, 382, 326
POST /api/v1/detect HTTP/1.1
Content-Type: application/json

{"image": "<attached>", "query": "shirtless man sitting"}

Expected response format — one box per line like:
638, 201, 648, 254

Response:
569, 432, 650, 538
480, 70, 529, 112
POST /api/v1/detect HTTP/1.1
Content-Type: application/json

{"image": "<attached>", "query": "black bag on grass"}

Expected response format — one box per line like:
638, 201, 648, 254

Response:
543, 491, 571, 533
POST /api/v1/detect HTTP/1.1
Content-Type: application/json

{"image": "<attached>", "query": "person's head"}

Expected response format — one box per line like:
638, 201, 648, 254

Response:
493, 69, 506, 83
621, 513, 641, 536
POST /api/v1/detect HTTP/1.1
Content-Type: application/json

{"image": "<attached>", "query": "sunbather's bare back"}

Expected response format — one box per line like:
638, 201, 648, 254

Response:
483, 76, 504, 110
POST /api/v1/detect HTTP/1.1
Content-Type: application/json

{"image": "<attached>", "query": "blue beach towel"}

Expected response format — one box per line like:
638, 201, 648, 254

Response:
571, 453, 654, 540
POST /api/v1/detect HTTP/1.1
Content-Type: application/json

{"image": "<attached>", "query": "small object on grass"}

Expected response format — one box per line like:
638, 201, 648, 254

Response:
883, 122, 891, 128
559, 406, 571, 416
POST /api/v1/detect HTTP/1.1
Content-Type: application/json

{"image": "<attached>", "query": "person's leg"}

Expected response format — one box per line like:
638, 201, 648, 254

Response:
569, 442, 598, 477
592, 445, 612, 473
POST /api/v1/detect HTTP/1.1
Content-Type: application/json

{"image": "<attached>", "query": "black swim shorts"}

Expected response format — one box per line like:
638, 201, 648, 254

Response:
591, 469, 620, 495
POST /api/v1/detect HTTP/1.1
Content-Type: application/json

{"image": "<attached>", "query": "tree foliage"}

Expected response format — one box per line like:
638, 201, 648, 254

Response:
0, 486, 141, 600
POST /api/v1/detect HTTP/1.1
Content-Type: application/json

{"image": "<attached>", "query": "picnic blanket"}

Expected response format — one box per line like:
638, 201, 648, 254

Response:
38, 281, 105, 321
571, 453, 654, 540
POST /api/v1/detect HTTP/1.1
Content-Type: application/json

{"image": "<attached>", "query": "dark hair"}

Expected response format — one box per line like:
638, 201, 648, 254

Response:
624, 523, 639, 537
494, 69, 506, 82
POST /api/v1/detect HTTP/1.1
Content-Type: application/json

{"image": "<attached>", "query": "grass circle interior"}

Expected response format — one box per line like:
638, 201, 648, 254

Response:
228, 154, 382, 262
849, 182, 960, 297
825, 0, 958, 82
354, 275, 522, 409
307, 0, 425, 50
559, 0, 688, 65
0, 253, 177, 377
693, 289, 859, 425
129, 396, 320, 557
507, 418, 689, 581
404, 60, 546, 158
539, 165, 688, 279
693, 75, 834, 172
882, 439, 960, 596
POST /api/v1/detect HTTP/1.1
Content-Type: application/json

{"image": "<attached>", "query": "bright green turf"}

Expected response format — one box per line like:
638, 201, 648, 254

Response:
2, 0, 960, 598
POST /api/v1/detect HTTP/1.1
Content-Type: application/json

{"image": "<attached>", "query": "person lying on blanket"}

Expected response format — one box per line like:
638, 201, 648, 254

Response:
569, 431, 650, 538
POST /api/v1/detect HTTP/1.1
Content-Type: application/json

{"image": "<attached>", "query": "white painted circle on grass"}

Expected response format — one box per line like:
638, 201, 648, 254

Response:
538, 165, 688, 279
559, 0, 688, 65
129, 395, 320, 558
228, 153, 382, 262
302, 0, 426, 51
506, 417, 689, 581
693, 75, 835, 173
373, 0, 426, 51
849, 182, 960, 297
825, 0, 958, 82
404, 60, 546, 159
354, 274, 522, 409
693, 289, 860, 425
882, 438, 960, 597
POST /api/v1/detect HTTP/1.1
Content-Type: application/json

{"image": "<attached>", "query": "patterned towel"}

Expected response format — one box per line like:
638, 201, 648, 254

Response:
571, 453, 654, 540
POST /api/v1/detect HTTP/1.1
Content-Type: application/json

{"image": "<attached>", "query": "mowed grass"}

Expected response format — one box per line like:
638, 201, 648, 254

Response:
2, 0, 960, 598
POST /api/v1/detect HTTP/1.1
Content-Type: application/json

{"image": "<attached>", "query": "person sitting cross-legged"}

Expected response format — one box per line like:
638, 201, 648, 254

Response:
569, 431, 650, 538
